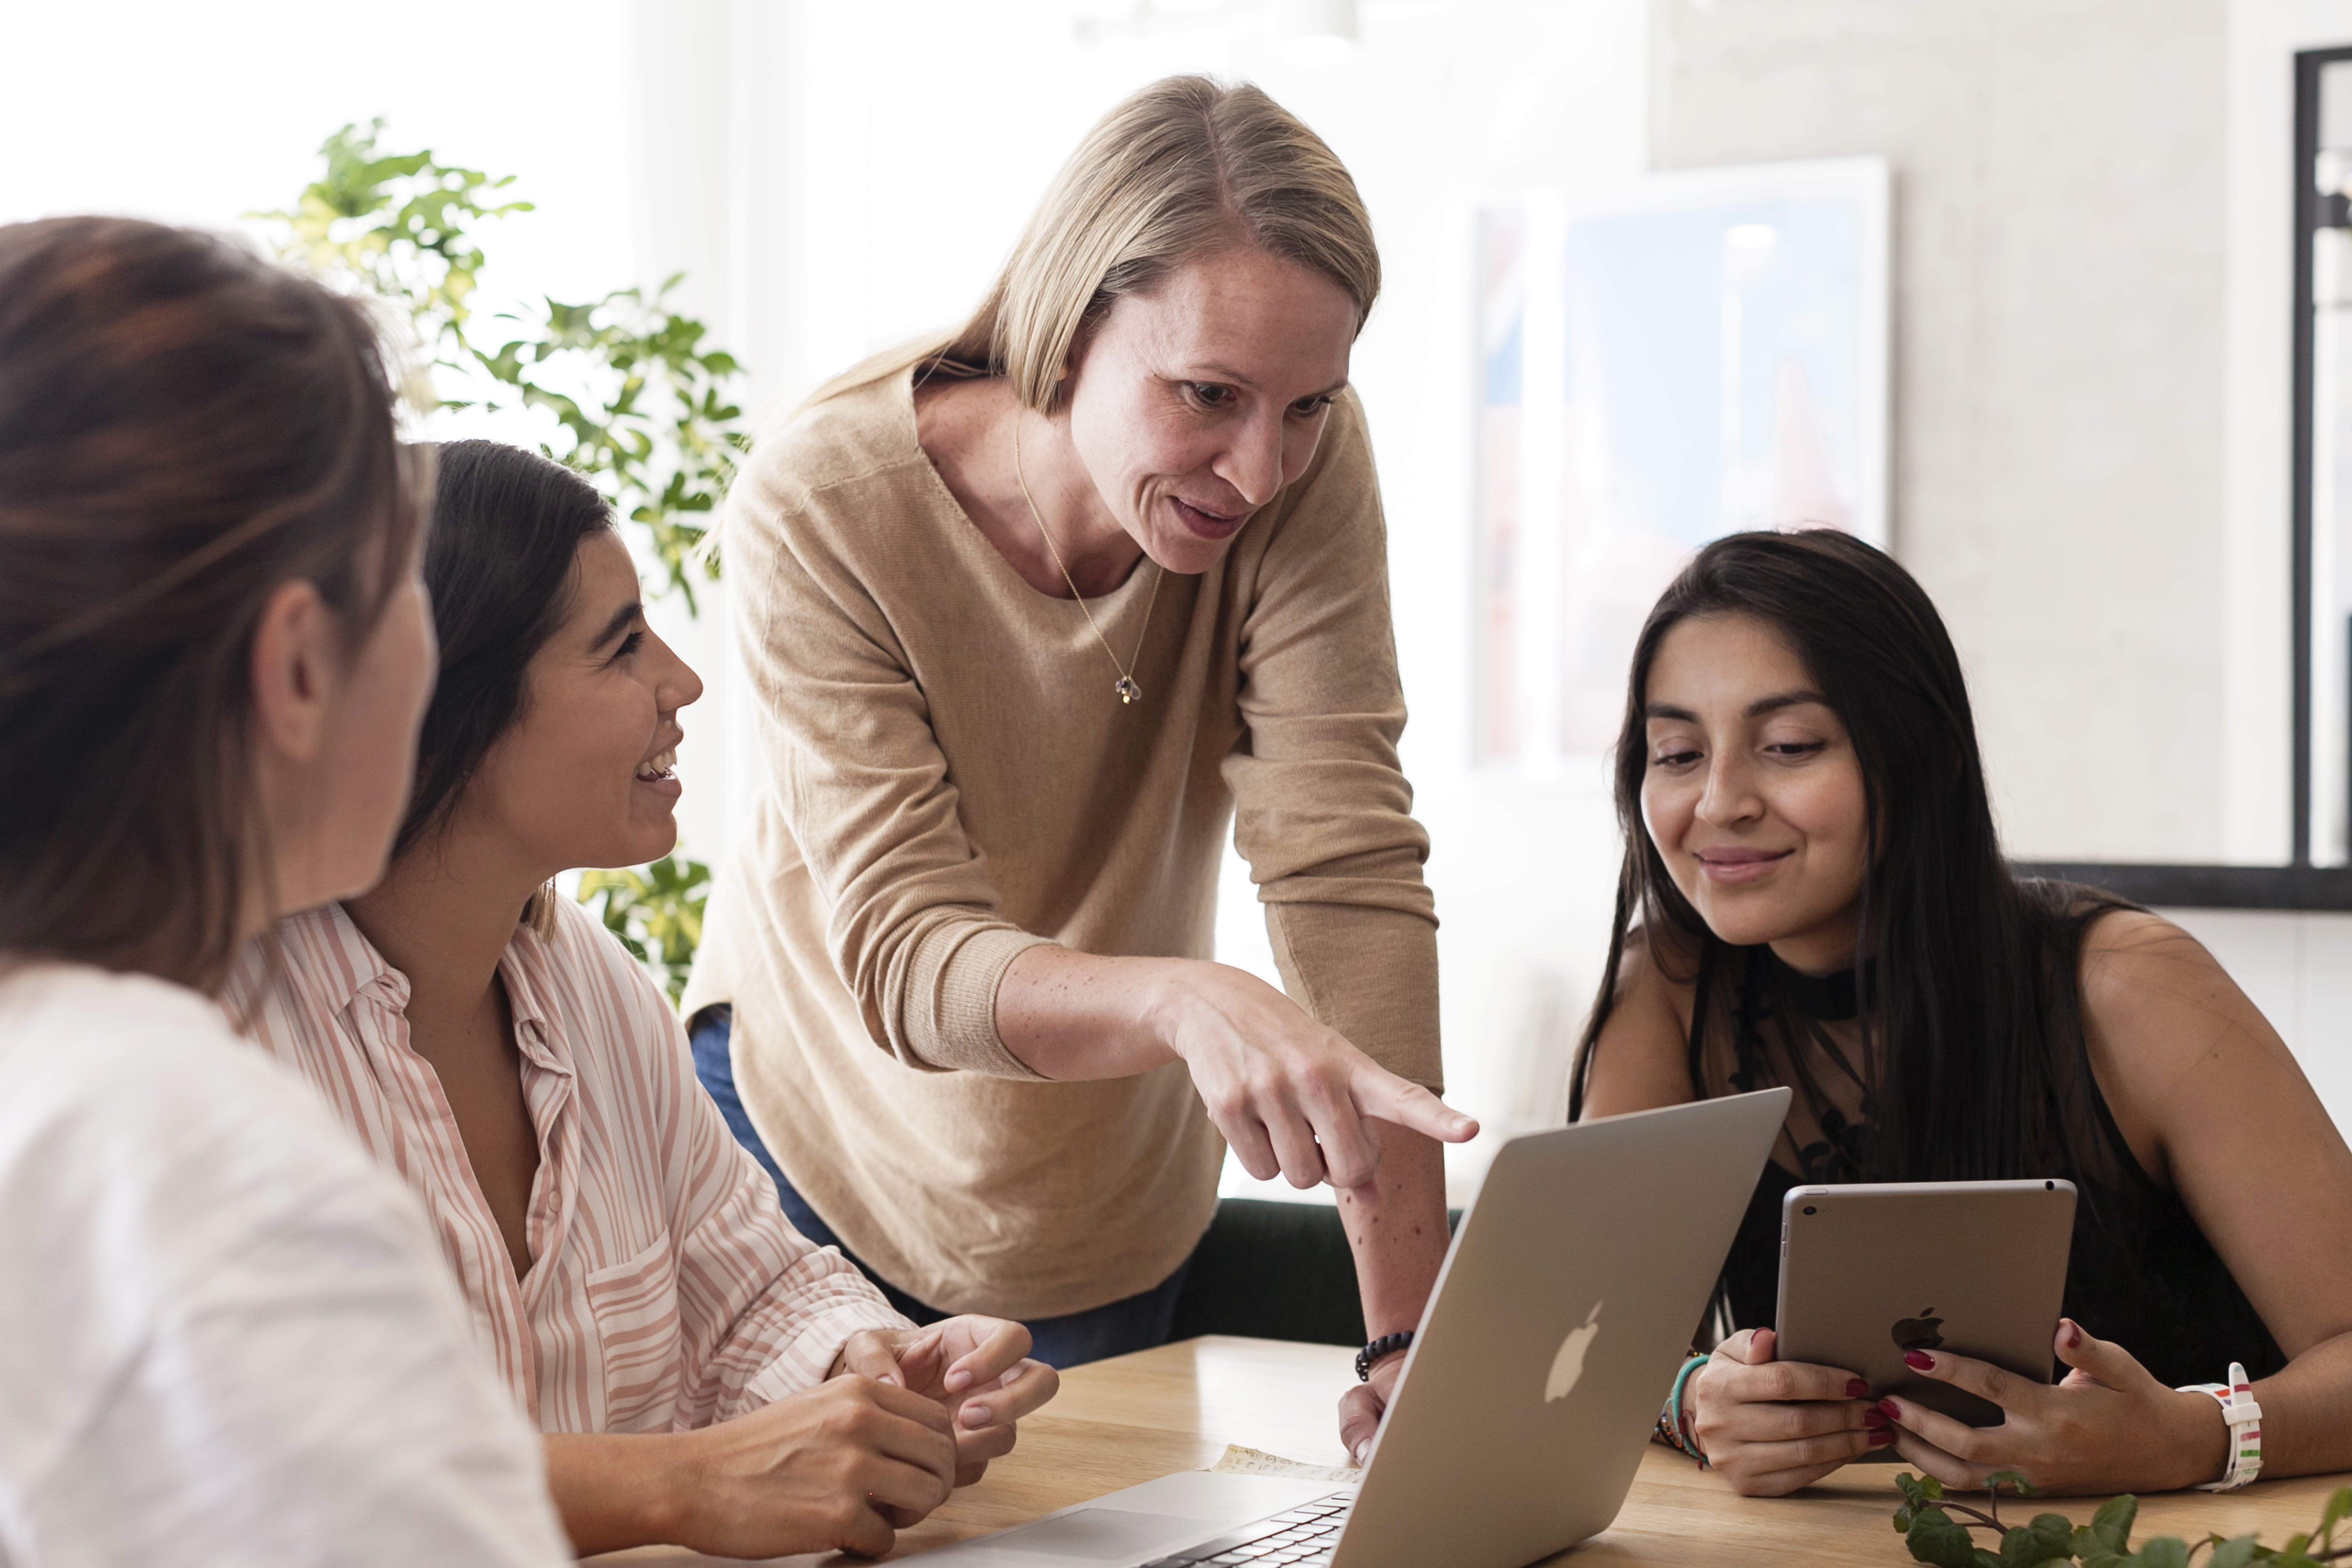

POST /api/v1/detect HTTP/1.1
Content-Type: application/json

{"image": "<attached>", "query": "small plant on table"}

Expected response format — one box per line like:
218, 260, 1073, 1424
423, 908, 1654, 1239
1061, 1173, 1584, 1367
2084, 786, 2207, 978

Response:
1893, 1471, 2352, 1567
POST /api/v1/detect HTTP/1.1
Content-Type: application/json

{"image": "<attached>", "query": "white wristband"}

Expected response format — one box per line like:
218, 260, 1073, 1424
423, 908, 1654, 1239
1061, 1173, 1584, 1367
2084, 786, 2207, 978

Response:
2178, 1362, 2262, 1491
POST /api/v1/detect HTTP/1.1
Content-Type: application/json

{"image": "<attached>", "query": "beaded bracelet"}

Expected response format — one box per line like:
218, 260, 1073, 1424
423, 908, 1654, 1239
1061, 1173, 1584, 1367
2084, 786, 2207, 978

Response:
2178, 1362, 2262, 1491
1652, 1353, 1712, 1467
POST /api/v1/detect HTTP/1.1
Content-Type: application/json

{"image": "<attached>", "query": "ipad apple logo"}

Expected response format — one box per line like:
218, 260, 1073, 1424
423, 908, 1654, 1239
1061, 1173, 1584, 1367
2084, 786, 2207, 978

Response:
1545, 1300, 1605, 1402
1891, 1307, 1945, 1353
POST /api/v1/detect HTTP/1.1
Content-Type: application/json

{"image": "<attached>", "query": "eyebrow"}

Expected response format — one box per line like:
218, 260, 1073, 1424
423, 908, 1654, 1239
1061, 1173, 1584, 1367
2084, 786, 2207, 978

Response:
590, 600, 643, 651
1191, 363, 1350, 400
1643, 689, 1832, 722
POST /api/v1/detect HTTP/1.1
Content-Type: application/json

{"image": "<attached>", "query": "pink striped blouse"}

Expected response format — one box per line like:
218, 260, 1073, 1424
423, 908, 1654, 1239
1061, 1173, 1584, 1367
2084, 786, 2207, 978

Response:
225, 898, 908, 1434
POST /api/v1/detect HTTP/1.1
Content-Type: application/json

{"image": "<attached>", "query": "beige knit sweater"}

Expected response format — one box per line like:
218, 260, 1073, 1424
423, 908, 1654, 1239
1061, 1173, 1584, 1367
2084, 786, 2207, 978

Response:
682, 365, 1441, 1319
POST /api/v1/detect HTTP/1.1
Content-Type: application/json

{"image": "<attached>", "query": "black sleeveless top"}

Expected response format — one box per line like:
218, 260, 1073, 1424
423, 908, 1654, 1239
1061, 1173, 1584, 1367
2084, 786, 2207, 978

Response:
1708, 945, 2282, 1389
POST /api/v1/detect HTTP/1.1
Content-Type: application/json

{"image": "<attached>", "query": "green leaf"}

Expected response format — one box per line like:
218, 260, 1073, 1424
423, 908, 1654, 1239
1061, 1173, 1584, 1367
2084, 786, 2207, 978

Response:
2205, 1535, 2261, 1568
1908, 1509, 1997, 1568
1999, 1514, 2076, 1567
2319, 1488, 2352, 1544
1987, 1471, 2038, 1500
2090, 1495, 2141, 1555
259, 121, 741, 610
2132, 1537, 2190, 1568
575, 856, 713, 1002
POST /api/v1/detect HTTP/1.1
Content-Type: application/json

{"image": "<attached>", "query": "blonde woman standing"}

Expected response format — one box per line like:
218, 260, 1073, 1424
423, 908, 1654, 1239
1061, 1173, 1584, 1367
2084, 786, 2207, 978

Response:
684, 76, 1473, 1459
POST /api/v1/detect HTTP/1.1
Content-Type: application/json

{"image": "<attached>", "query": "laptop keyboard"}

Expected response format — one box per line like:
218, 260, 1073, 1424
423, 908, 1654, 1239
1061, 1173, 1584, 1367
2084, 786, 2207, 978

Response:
1138, 1491, 1355, 1567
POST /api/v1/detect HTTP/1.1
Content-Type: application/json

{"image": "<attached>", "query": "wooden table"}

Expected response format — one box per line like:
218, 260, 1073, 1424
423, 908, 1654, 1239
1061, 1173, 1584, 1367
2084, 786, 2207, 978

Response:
593, 1336, 2350, 1565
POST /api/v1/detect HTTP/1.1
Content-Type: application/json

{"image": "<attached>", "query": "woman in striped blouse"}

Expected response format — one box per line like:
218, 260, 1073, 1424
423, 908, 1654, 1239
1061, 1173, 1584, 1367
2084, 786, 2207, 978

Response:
231, 439, 1059, 1560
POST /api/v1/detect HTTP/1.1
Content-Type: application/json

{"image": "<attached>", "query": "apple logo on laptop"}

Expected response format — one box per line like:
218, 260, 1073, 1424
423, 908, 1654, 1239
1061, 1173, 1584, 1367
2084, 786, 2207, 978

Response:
1545, 1300, 1605, 1403
1891, 1307, 1945, 1354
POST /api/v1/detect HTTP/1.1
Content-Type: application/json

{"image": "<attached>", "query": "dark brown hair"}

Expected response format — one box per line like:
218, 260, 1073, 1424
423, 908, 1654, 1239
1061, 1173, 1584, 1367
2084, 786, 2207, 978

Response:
1569, 529, 2116, 1183
397, 440, 613, 936
0, 216, 423, 991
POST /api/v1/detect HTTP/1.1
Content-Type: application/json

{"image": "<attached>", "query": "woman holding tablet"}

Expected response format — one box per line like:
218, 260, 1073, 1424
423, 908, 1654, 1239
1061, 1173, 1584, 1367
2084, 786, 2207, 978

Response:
683, 75, 1474, 1457
1574, 529, 2352, 1497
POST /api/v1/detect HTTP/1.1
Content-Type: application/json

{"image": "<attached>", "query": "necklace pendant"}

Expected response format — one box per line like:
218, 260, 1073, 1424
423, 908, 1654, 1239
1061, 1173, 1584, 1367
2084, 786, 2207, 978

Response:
1113, 675, 1143, 705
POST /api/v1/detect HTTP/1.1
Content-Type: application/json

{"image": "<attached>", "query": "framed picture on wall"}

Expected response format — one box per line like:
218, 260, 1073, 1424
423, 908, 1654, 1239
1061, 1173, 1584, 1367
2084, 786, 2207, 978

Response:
1473, 157, 1891, 771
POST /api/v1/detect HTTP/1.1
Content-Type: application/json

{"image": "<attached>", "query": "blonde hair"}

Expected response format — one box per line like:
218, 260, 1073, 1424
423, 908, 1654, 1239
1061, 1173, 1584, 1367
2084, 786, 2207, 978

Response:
807, 75, 1379, 415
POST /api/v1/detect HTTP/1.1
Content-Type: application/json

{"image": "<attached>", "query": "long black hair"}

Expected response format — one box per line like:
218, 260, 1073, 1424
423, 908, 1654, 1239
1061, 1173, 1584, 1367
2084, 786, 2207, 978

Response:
1569, 529, 2121, 1185
396, 440, 612, 859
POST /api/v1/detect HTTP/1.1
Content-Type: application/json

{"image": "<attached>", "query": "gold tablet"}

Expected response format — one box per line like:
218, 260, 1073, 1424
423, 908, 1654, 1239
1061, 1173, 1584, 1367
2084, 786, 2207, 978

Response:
1773, 1179, 2076, 1432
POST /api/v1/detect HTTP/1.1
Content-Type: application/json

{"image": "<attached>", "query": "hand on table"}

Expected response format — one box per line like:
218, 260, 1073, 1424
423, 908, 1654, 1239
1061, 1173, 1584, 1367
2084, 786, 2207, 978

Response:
1337, 1351, 1405, 1467
1879, 1318, 2227, 1496
1152, 964, 1477, 1193
656, 1375, 958, 1559
1687, 1327, 1889, 1495
832, 1315, 1061, 1490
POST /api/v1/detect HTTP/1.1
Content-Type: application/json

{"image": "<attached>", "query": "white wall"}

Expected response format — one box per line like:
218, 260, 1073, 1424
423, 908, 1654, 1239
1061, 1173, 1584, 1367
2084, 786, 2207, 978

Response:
0, 2, 637, 312
1650, 0, 2352, 1132
1656, 0, 2242, 866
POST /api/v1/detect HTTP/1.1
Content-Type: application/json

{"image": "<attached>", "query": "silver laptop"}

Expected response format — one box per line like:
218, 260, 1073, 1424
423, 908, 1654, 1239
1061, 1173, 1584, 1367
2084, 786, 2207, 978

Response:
914, 1087, 1791, 1568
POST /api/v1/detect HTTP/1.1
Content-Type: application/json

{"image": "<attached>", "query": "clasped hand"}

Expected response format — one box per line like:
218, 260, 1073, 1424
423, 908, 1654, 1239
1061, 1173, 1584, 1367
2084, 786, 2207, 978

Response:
832, 1314, 1062, 1489
1690, 1322, 2226, 1498
662, 1314, 1057, 1559
1157, 965, 1475, 1192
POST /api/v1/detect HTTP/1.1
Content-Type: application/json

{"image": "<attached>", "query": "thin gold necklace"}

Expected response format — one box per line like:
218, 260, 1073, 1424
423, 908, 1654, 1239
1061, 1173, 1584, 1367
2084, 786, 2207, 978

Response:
1012, 417, 1163, 706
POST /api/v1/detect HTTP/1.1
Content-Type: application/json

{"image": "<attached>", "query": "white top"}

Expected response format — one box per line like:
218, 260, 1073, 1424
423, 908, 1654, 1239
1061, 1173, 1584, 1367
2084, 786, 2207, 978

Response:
0, 961, 570, 1568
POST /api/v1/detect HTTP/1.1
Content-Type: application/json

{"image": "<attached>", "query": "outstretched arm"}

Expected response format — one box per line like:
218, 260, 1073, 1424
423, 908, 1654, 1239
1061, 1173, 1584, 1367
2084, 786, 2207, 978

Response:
997, 947, 1474, 1463
996, 946, 1475, 1190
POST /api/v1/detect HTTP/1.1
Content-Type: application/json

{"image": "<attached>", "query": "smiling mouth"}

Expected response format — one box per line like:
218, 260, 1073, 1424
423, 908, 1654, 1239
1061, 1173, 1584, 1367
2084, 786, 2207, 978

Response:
634, 747, 677, 784
1170, 495, 1248, 540
1693, 848, 1793, 882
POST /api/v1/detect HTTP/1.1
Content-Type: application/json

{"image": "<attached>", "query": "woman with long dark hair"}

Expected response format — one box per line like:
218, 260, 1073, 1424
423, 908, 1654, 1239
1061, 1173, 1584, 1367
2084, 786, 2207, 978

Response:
232, 440, 1056, 1561
1574, 529, 2352, 1498
0, 218, 570, 1562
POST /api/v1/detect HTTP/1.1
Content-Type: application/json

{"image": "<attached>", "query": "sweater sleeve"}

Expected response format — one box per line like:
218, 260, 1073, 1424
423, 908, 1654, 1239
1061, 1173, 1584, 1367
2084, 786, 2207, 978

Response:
725, 438, 1051, 1077
1223, 393, 1445, 1092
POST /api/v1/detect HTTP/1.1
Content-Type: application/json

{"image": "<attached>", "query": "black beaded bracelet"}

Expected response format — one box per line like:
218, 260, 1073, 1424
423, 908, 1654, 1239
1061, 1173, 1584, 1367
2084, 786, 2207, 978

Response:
1355, 1331, 1415, 1381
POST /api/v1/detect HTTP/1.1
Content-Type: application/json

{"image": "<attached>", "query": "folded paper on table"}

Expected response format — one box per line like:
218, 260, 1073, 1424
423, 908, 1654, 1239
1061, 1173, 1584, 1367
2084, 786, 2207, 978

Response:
1208, 1445, 1362, 1485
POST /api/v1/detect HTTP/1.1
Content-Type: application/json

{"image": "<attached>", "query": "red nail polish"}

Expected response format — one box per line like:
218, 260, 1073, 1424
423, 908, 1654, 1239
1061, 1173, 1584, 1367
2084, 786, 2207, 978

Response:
1870, 1428, 1898, 1447
1902, 1350, 1935, 1372
1862, 1408, 1890, 1430
1876, 1398, 1902, 1421
2063, 1321, 2083, 1351
1846, 1378, 1869, 1399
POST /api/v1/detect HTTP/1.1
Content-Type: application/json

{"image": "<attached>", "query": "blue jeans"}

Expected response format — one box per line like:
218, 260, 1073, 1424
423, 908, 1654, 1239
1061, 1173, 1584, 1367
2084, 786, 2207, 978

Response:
688, 1005, 1190, 1369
